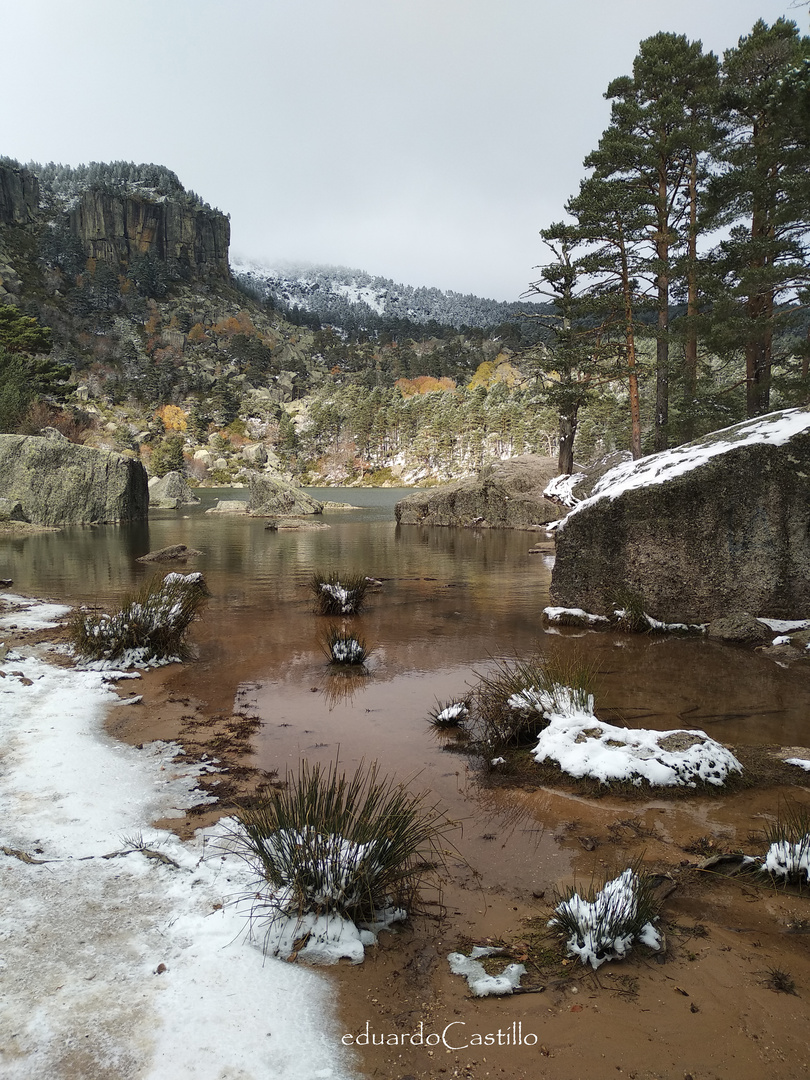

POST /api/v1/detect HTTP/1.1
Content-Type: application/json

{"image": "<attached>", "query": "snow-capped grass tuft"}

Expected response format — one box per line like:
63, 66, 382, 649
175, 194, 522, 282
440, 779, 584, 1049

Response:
69, 572, 209, 666
761, 801, 810, 887
226, 759, 458, 957
320, 625, 370, 666
473, 650, 598, 753
612, 586, 650, 633
309, 571, 369, 616
549, 867, 662, 970
427, 697, 471, 730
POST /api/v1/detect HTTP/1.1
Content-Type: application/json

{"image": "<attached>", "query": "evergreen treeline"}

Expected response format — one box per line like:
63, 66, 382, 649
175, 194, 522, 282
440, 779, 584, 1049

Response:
528, 18, 810, 472
295, 381, 558, 482
0, 157, 217, 213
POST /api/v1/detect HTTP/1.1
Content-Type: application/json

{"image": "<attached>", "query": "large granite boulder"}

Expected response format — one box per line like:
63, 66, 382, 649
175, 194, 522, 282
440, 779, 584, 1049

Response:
395, 456, 564, 529
550, 409, 810, 622
0, 434, 148, 525
246, 471, 323, 517
148, 471, 200, 509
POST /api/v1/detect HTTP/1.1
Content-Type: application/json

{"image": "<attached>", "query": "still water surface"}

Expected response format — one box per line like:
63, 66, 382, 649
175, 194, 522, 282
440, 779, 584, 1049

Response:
4, 487, 810, 888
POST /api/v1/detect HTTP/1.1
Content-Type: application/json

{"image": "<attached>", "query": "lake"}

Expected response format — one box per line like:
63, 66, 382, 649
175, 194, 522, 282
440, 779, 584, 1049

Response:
4, 485, 810, 889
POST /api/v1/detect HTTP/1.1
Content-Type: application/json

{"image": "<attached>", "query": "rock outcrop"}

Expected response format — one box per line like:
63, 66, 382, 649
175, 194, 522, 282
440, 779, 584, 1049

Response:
68, 189, 229, 282
0, 163, 40, 226
550, 409, 810, 622
0, 434, 148, 525
137, 544, 203, 563
395, 456, 564, 529
148, 471, 201, 509
246, 472, 323, 517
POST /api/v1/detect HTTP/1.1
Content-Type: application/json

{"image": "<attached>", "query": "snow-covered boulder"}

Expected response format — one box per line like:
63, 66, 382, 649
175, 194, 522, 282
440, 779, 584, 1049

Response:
531, 685, 742, 788
550, 409, 810, 622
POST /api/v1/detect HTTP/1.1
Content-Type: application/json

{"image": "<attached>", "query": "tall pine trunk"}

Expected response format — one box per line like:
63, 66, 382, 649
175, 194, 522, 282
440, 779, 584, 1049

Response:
683, 149, 700, 440
654, 164, 670, 453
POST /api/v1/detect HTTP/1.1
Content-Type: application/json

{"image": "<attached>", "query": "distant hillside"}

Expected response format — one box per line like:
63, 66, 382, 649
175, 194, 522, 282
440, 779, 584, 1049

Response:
231, 258, 550, 337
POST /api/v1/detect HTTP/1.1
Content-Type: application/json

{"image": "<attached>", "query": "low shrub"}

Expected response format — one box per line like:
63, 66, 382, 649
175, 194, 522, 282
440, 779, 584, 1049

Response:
309, 571, 369, 615
69, 572, 209, 665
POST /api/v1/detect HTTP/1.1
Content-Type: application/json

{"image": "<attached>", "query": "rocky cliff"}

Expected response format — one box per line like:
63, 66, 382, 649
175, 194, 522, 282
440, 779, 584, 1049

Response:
0, 433, 148, 525
0, 163, 40, 226
549, 409, 810, 622
68, 189, 229, 282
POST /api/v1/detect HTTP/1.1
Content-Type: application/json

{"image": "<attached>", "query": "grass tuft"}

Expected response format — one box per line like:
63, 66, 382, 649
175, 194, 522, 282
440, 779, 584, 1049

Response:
761, 800, 810, 887
549, 865, 662, 970
611, 586, 651, 633
320, 625, 370, 666
427, 698, 472, 730
309, 571, 369, 615
472, 648, 598, 755
69, 572, 209, 664
764, 967, 798, 995
227, 759, 457, 935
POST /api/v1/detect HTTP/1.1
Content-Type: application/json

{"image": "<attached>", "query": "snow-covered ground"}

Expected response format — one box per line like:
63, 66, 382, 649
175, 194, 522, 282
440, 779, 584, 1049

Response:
0, 596, 356, 1080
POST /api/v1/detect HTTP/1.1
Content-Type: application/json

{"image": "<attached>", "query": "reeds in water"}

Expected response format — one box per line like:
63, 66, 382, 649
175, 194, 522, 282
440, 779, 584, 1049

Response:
309, 572, 369, 616
229, 759, 457, 926
69, 572, 209, 664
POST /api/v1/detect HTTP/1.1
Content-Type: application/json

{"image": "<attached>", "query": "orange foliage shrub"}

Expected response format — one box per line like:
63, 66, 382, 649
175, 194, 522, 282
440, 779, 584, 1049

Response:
155, 405, 188, 432
187, 323, 208, 343
395, 376, 456, 396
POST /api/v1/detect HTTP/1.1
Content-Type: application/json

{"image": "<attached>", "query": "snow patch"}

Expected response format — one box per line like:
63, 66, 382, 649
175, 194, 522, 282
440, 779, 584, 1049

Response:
447, 948, 526, 996
0, 601, 356, 1080
531, 685, 742, 787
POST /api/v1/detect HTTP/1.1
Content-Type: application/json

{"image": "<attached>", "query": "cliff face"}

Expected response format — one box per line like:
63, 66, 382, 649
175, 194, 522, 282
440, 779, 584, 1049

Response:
0, 164, 40, 226
68, 189, 230, 282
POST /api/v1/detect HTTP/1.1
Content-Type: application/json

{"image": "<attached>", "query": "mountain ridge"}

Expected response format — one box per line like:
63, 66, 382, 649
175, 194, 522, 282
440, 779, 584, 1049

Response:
230, 256, 549, 335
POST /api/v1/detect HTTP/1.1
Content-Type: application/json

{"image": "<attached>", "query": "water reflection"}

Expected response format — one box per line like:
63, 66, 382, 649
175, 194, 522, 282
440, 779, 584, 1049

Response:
4, 486, 810, 756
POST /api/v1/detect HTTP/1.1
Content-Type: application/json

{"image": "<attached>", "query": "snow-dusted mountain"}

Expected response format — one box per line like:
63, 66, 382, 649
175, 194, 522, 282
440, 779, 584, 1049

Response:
231, 258, 548, 334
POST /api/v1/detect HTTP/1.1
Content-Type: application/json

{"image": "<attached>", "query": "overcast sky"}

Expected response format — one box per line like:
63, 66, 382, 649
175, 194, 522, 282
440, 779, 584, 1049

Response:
4, 0, 805, 301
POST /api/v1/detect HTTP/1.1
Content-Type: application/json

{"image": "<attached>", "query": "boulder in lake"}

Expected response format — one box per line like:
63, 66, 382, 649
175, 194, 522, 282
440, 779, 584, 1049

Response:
550, 408, 810, 622
205, 500, 247, 514
137, 544, 204, 563
148, 471, 201, 509
246, 471, 323, 517
0, 434, 148, 525
395, 455, 564, 529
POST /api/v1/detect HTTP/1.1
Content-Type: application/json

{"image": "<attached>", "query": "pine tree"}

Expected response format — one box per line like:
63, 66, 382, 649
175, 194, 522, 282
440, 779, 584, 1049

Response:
564, 175, 652, 460
706, 18, 810, 417
586, 33, 721, 450
525, 226, 608, 473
